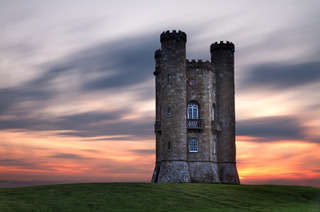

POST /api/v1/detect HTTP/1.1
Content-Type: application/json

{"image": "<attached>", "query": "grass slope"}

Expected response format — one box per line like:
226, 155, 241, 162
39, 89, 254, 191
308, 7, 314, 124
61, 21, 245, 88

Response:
0, 183, 319, 212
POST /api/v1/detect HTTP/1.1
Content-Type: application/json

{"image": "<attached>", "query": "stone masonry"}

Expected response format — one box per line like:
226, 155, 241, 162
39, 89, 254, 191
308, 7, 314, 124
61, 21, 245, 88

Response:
151, 30, 240, 184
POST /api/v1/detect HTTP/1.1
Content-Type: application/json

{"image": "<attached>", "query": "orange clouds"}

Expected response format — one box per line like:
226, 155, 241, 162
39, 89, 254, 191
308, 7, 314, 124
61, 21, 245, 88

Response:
0, 130, 319, 187
0, 130, 154, 185
237, 136, 320, 187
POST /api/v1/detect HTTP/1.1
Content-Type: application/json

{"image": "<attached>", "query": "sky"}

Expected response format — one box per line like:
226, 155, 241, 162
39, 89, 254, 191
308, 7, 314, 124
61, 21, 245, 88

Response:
0, 0, 319, 187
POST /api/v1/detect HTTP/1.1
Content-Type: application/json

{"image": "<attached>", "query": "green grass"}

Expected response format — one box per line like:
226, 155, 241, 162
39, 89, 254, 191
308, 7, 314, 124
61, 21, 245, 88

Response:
0, 183, 319, 212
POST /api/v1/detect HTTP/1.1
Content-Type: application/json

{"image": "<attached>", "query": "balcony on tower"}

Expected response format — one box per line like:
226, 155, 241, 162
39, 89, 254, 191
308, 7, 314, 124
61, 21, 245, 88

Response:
187, 119, 203, 130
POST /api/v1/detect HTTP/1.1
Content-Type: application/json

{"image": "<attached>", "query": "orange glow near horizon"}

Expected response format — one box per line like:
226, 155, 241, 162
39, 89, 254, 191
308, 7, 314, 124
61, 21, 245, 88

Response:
237, 136, 320, 186
0, 130, 319, 187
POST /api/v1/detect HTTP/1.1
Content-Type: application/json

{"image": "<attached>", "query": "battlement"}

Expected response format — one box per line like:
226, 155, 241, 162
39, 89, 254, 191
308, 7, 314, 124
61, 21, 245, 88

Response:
152, 31, 239, 184
160, 30, 187, 43
154, 49, 161, 59
186, 59, 213, 70
210, 41, 235, 52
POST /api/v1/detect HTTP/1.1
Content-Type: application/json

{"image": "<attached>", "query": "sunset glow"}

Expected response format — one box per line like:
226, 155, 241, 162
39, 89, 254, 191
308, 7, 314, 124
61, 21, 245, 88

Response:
0, 0, 319, 187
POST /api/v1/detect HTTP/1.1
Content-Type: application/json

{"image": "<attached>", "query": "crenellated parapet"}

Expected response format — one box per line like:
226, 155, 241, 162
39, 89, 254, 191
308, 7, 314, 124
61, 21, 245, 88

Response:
152, 30, 239, 184
186, 59, 214, 71
210, 41, 235, 52
160, 30, 187, 43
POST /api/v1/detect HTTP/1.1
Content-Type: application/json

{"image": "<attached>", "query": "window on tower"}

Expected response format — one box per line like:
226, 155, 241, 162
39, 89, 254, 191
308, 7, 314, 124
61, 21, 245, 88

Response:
187, 103, 199, 119
168, 74, 172, 84
189, 138, 198, 152
189, 79, 195, 86
167, 107, 172, 116
211, 105, 215, 121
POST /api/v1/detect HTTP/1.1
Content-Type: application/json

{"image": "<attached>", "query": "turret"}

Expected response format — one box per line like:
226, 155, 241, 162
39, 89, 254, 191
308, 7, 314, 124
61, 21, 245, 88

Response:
210, 41, 240, 184
153, 49, 161, 168
152, 32, 240, 184
160, 30, 187, 45
160, 30, 186, 63
152, 30, 190, 183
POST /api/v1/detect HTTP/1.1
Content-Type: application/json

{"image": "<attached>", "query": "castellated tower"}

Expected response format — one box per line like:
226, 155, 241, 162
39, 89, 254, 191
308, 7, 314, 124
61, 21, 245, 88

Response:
151, 30, 240, 184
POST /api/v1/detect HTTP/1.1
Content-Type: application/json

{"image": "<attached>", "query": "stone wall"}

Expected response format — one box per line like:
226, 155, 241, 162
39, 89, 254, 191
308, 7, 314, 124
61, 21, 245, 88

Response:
152, 31, 239, 184
211, 41, 240, 184
152, 30, 190, 182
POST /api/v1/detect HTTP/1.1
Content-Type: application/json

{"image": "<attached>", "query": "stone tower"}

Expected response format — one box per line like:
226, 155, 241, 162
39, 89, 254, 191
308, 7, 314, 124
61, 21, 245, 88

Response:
151, 30, 240, 184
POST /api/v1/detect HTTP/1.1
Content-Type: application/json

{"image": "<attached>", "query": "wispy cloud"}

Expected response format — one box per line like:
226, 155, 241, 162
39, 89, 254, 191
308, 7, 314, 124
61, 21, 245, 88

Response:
237, 116, 306, 142
240, 62, 320, 90
1, 0, 320, 187
130, 149, 155, 155
50, 153, 92, 160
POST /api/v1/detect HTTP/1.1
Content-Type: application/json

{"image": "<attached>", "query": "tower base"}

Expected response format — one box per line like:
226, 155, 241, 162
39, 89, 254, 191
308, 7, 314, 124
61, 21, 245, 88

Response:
152, 161, 222, 183
188, 162, 220, 183
218, 163, 240, 184
152, 161, 191, 183
151, 162, 160, 183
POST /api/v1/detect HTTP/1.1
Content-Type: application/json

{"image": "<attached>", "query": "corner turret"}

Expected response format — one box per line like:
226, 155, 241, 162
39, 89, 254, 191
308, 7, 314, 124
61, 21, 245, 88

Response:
210, 40, 240, 184
152, 30, 190, 183
152, 33, 240, 184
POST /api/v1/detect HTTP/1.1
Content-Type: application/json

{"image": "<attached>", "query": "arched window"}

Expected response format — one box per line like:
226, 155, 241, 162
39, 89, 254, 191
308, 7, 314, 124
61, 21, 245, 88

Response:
187, 103, 199, 119
189, 138, 198, 152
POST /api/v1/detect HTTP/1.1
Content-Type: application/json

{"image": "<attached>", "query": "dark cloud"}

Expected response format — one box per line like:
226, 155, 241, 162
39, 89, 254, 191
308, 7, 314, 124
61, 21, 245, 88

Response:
56, 120, 153, 138
80, 135, 154, 142
130, 149, 155, 155
0, 159, 36, 168
35, 32, 159, 92
0, 86, 53, 115
82, 40, 157, 91
0, 110, 154, 139
236, 116, 306, 142
0, 33, 158, 140
82, 149, 101, 153
308, 103, 320, 110
0, 159, 51, 171
239, 61, 320, 90
50, 153, 92, 160
57, 110, 126, 127
55, 111, 153, 138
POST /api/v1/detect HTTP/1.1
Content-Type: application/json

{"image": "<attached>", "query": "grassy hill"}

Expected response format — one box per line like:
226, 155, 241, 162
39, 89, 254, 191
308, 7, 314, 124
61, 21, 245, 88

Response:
0, 183, 319, 212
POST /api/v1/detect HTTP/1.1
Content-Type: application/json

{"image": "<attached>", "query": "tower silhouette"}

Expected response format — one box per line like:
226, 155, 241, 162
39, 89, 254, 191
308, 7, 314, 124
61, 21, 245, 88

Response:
152, 30, 239, 184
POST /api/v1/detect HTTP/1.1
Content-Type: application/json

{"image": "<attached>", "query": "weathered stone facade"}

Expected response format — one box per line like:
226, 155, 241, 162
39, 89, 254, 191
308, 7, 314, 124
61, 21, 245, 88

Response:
152, 30, 240, 184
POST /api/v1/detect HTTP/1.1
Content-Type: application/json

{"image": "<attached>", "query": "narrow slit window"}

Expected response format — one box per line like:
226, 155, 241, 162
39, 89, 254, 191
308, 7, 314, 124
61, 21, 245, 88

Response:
189, 138, 198, 152
167, 107, 172, 116
168, 74, 172, 84
168, 141, 171, 151
211, 106, 215, 121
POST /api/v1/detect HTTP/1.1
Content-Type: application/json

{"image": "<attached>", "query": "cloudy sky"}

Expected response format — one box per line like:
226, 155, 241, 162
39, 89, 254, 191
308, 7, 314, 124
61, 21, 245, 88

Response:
0, 0, 319, 187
